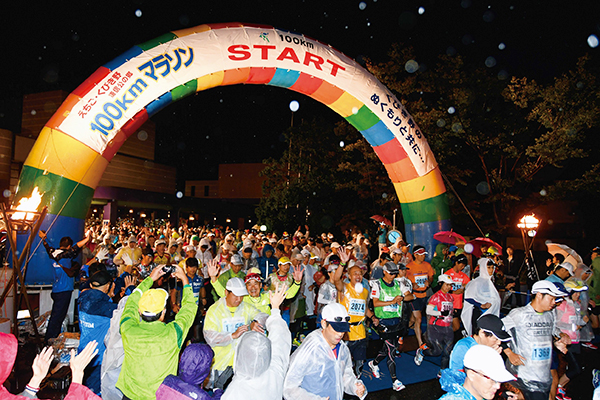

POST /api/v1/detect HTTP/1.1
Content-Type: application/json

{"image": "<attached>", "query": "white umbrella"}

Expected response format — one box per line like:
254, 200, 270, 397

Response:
545, 241, 583, 267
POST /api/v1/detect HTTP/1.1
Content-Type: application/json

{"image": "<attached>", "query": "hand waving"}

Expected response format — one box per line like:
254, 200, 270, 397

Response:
207, 259, 221, 279
269, 281, 288, 310
292, 264, 305, 282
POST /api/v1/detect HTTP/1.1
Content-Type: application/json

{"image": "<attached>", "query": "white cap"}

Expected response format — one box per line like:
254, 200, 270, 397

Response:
226, 278, 248, 296
321, 303, 350, 332
391, 247, 403, 255
438, 274, 453, 285
231, 254, 244, 265
463, 345, 516, 382
293, 253, 305, 261
330, 242, 341, 249
532, 280, 569, 297
155, 239, 166, 246
184, 245, 196, 253
558, 262, 575, 276
301, 249, 311, 258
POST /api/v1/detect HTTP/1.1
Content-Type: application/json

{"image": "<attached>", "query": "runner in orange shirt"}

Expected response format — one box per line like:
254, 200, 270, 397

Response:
405, 245, 434, 347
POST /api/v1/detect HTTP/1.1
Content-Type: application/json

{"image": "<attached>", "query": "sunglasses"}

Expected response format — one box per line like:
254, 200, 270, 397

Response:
330, 316, 350, 323
466, 368, 497, 384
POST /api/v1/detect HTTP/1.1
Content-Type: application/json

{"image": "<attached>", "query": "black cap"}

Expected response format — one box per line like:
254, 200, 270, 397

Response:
90, 270, 112, 287
476, 314, 511, 341
592, 246, 600, 254
383, 261, 399, 274
454, 254, 468, 265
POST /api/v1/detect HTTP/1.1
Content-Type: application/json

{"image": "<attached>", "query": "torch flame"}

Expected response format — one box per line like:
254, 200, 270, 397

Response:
12, 187, 43, 221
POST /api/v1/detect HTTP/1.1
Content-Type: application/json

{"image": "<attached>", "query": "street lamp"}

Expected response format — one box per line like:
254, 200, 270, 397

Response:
517, 213, 541, 283
0, 187, 47, 342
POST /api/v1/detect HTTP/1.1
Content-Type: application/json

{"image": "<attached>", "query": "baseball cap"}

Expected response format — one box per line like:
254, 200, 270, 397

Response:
226, 277, 249, 296
90, 270, 112, 287
382, 261, 399, 275
532, 280, 569, 297
155, 239, 166, 246
454, 254, 468, 265
244, 273, 262, 284
301, 249, 311, 258
391, 248, 403, 255
558, 262, 575, 276
190, 235, 200, 242
564, 279, 588, 292
128, 235, 137, 243
139, 288, 168, 316
207, 232, 215, 237
330, 242, 341, 249
231, 254, 244, 265
476, 314, 511, 341
413, 245, 428, 255
448, 245, 458, 253
592, 246, 600, 254
278, 256, 292, 265
463, 345, 516, 383
322, 303, 350, 332
248, 267, 262, 275
438, 274, 453, 284
184, 245, 196, 253
379, 252, 392, 261
293, 253, 305, 261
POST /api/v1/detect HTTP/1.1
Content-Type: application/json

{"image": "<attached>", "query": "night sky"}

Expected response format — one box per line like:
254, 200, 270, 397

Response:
1, 0, 599, 182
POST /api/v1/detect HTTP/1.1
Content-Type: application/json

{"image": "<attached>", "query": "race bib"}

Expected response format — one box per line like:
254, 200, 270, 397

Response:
451, 282, 462, 291
222, 317, 245, 334
382, 293, 399, 313
415, 274, 428, 287
531, 346, 551, 361
348, 298, 366, 316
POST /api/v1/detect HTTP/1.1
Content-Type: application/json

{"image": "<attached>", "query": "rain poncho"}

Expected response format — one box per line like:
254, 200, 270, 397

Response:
203, 297, 267, 372
101, 296, 128, 400
0, 332, 100, 399
589, 256, 600, 302
502, 304, 562, 393
555, 297, 585, 343
223, 309, 291, 400
570, 265, 594, 342
283, 329, 367, 400
438, 379, 478, 400
303, 262, 320, 316
431, 243, 452, 286
117, 277, 197, 400
461, 258, 501, 335
156, 343, 222, 400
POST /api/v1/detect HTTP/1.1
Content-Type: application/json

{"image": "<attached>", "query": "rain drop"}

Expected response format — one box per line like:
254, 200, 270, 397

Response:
497, 70, 509, 80
72, 33, 80, 42
206, 135, 209, 139
498, 42, 506, 50
452, 122, 463, 133
548, 219, 554, 225
339, 141, 345, 148
540, 189, 547, 196
359, 1, 367, 10
437, 119, 446, 127
462, 34, 474, 45
405, 59, 419, 73
483, 10, 495, 22
289, 100, 300, 112
448, 107, 456, 114
176, 191, 183, 199
135, 9, 142, 17
418, 7, 425, 14
137, 130, 148, 141
588, 34, 599, 48
485, 56, 497, 67
446, 46, 457, 56
576, 81, 584, 89
476, 181, 490, 195
382, 193, 388, 199
31, 110, 37, 115
313, 192, 316, 196
461, 0, 472, 8
2, 190, 10, 198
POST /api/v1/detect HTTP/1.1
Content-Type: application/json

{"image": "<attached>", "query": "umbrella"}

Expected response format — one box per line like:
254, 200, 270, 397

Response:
370, 215, 392, 227
433, 230, 467, 245
467, 237, 503, 257
546, 242, 583, 267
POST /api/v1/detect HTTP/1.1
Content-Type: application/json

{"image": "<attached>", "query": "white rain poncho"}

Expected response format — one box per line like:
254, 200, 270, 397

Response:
203, 297, 268, 372
502, 304, 562, 392
222, 309, 291, 400
283, 329, 367, 400
303, 263, 319, 316
572, 264, 594, 342
461, 258, 501, 335
101, 296, 128, 400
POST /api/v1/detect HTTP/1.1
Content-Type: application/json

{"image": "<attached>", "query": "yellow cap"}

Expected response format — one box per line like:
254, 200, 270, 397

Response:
278, 256, 291, 265
138, 289, 168, 316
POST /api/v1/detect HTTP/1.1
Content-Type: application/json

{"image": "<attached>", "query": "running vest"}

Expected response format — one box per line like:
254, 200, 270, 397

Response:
374, 279, 404, 319
340, 282, 369, 341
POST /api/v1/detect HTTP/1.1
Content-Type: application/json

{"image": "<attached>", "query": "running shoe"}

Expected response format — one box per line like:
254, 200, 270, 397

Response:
392, 379, 406, 391
368, 360, 381, 379
414, 344, 427, 366
556, 386, 571, 400
437, 370, 442, 379
593, 369, 600, 389
582, 342, 598, 350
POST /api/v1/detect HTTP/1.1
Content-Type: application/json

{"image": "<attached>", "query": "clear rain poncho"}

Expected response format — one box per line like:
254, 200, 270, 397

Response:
222, 309, 291, 400
461, 258, 501, 335
571, 264, 594, 342
283, 329, 367, 400
502, 304, 562, 393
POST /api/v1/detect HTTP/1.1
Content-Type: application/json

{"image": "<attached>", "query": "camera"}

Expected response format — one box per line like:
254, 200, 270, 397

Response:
161, 264, 176, 274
